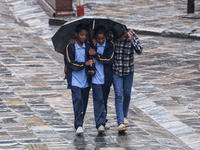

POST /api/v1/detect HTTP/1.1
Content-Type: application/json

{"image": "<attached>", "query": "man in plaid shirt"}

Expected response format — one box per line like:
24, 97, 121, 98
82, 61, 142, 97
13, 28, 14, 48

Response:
109, 24, 143, 131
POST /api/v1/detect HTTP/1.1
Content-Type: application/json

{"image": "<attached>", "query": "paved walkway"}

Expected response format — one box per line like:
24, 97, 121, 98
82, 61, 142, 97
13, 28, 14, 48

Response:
82, 0, 200, 39
0, 0, 200, 150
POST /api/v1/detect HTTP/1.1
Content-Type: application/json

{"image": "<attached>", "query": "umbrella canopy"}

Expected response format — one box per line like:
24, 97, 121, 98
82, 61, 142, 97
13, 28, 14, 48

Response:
51, 16, 123, 55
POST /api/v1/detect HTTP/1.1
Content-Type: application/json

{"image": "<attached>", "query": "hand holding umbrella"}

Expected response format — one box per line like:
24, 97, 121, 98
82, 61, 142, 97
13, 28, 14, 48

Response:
85, 59, 93, 66
127, 29, 134, 41
89, 47, 96, 67
86, 59, 94, 75
92, 38, 97, 46
89, 47, 96, 56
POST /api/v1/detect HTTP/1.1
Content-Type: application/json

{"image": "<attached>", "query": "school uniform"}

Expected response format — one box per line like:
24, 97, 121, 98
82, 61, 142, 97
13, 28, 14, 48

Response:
91, 39, 115, 127
65, 40, 93, 129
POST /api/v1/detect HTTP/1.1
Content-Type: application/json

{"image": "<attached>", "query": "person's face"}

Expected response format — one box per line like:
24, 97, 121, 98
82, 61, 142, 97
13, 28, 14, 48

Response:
96, 34, 106, 45
116, 30, 127, 42
75, 29, 87, 43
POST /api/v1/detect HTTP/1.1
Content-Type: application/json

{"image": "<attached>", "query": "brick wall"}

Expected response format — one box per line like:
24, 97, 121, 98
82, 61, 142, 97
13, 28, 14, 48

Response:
46, 0, 73, 11
36, 0, 75, 16
57, 0, 73, 11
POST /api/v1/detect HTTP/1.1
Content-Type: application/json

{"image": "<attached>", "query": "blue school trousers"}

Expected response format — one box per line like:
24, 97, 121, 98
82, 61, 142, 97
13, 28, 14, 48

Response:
102, 84, 110, 121
92, 84, 106, 129
71, 86, 90, 129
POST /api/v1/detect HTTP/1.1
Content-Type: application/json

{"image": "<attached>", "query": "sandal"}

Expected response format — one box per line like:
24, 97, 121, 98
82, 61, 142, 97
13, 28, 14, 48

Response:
124, 118, 129, 127
118, 123, 127, 131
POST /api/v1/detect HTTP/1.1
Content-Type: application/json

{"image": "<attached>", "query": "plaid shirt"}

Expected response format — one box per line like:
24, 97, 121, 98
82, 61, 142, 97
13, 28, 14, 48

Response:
108, 30, 143, 76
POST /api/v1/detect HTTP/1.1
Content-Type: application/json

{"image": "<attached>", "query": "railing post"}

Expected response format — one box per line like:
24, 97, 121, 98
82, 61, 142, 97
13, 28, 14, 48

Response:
76, 0, 84, 16
187, 0, 195, 13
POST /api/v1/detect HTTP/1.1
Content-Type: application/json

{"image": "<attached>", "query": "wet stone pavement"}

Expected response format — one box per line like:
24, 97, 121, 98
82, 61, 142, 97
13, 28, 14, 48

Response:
80, 0, 200, 39
0, 0, 200, 150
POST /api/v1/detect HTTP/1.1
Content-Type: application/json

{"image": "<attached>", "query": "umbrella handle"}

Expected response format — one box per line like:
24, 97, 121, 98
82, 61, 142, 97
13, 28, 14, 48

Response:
90, 55, 93, 67
92, 20, 95, 29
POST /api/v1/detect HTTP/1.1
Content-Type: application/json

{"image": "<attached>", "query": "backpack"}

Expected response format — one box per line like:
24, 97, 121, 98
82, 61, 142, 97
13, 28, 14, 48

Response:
64, 45, 74, 78
63, 47, 68, 78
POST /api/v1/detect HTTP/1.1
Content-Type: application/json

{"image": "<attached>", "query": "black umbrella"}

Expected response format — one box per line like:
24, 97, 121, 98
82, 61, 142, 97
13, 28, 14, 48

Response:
51, 16, 123, 55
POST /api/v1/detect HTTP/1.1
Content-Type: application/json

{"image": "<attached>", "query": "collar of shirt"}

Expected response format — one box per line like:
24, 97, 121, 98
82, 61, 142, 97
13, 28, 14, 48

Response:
75, 40, 86, 49
97, 39, 106, 47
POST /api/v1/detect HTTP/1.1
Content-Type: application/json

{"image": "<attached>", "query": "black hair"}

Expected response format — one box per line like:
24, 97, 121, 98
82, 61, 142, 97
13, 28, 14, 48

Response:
94, 25, 108, 37
112, 24, 128, 39
75, 23, 89, 33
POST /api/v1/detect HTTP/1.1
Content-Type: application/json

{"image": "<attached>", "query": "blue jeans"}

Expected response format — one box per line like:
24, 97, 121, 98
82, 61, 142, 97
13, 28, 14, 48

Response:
113, 72, 134, 125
